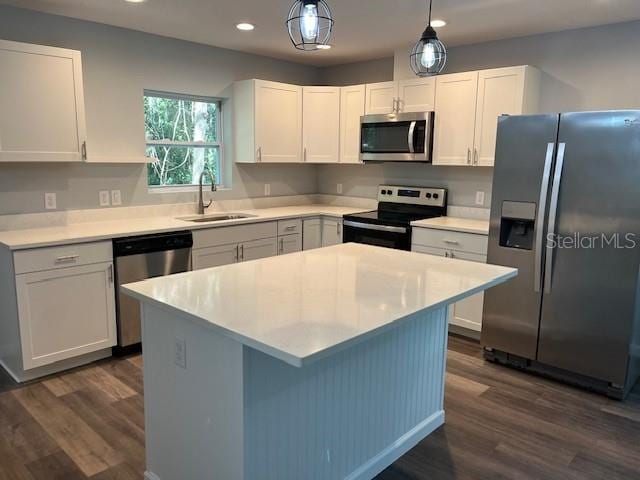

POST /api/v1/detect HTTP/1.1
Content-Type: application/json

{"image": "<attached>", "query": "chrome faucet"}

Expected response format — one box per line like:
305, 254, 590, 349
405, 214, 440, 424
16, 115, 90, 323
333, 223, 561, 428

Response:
197, 167, 217, 215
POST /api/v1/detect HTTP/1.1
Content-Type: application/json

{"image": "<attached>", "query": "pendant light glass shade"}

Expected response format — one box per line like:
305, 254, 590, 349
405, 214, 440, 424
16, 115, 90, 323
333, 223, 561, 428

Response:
410, 0, 447, 76
287, 0, 334, 51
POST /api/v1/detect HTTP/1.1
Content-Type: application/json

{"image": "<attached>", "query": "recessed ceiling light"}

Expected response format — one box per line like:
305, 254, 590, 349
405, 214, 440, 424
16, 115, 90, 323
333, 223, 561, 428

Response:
430, 19, 447, 28
317, 44, 332, 50
125, 0, 146, 3
236, 23, 255, 31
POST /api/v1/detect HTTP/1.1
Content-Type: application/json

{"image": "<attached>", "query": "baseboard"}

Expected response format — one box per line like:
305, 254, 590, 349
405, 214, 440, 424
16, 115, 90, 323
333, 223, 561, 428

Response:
144, 471, 161, 480
0, 348, 112, 383
345, 410, 445, 480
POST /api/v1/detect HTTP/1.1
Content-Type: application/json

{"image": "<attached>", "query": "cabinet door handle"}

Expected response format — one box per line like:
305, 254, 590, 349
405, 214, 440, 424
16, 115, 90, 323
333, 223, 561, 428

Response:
337, 222, 341, 236
235, 244, 240, 262
467, 148, 472, 165
81, 141, 87, 160
303, 147, 307, 162
108, 264, 114, 284
240, 244, 244, 261
279, 238, 284, 253
257, 147, 262, 162
445, 251, 449, 258
55, 254, 79, 263
473, 147, 478, 166
450, 251, 455, 259
443, 239, 460, 245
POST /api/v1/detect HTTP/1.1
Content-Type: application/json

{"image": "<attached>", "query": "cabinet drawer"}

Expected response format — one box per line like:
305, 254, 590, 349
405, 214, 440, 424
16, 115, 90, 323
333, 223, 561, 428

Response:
411, 244, 487, 263
278, 218, 302, 236
13, 241, 113, 275
412, 228, 488, 255
193, 222, 277, 249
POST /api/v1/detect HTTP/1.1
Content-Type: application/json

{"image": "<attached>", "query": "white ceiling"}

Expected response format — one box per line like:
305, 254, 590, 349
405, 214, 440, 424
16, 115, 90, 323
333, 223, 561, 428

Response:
2, 0, 640, 66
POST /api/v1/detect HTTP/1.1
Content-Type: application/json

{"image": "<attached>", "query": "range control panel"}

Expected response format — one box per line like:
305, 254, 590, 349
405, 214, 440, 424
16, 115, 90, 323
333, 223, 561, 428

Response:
377, 185, 447, 207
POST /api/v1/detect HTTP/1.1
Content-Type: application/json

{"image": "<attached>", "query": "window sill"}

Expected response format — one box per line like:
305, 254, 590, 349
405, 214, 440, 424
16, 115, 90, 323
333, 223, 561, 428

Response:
148, 185, 228, 194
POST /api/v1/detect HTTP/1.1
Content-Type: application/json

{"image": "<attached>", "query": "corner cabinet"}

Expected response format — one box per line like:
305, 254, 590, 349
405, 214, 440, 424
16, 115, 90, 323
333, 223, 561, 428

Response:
234, 79, 303, 163
302, 86, 340, 163
0, 39, 88, 162
433, 66, 540, 167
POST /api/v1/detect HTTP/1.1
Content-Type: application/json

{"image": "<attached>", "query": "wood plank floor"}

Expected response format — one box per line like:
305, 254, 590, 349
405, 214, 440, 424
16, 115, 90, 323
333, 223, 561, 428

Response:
0, 335, 638, 479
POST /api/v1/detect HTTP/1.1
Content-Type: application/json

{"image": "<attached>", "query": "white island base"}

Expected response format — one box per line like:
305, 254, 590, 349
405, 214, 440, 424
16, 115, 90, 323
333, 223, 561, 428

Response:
124, 244, 516, 480
142, 302, 448, 480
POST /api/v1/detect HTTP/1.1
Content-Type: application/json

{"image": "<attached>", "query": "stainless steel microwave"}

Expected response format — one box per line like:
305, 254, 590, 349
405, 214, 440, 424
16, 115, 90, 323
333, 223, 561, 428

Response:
360, 111, 434, 162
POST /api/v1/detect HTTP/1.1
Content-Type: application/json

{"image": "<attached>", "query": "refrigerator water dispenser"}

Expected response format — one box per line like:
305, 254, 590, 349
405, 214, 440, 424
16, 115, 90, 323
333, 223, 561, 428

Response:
499, 201, 536, 250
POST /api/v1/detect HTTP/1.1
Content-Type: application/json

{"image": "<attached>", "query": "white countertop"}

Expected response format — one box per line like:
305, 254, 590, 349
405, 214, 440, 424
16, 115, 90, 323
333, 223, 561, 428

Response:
0, 205, 365, 250
411, 216, 490, 235
123, 243, 516, 367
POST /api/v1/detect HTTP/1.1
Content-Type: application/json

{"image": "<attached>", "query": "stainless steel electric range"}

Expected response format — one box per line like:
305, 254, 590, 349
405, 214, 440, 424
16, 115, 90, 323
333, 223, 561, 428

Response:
343, 185, 447, 251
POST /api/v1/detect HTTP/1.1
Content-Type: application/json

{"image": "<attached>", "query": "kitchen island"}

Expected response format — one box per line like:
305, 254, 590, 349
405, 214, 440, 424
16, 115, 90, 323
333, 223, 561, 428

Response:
123, 243, 516, 480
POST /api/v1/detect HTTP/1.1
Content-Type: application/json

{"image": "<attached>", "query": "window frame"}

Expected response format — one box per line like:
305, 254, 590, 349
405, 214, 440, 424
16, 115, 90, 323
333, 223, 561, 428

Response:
144, 90, 224, 192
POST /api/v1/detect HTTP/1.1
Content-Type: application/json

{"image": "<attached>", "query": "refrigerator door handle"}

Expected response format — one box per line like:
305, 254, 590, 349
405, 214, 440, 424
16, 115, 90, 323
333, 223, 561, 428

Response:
544, 142, 566, 294
534, 142, 556, 292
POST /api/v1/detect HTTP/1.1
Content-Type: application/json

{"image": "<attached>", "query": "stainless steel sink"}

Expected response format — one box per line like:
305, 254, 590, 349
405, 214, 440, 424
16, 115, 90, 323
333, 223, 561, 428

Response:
177, 213, 256, 223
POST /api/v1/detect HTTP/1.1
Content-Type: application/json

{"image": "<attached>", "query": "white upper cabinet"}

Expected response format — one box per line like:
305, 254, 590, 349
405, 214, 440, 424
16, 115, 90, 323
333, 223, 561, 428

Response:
339, 85, 365, 164
234, 79, 302, 163
474, 66, 540, 166
433, 71, 479, 166
302, 86, 340, 163
0, 39, 87, 162
364, 81, 397, 115
433, 65, 540, 167
396, 78, 435, 113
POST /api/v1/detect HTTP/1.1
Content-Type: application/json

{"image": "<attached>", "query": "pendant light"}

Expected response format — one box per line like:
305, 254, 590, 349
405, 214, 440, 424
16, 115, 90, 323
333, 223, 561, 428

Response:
410, 0, 447, 76
286, 0, 334, 51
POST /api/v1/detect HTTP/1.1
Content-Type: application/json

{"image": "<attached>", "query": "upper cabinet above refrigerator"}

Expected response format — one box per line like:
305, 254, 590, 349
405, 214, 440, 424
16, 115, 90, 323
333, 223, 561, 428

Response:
433, 65, 541, 167
0, 39, 87, 162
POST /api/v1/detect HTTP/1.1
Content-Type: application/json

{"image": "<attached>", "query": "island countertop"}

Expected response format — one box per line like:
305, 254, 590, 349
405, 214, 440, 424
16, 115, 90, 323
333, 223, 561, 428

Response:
123, 243, 516, 367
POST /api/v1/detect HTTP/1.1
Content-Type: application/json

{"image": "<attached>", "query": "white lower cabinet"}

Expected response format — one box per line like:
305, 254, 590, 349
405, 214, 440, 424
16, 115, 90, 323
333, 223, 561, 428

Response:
321, 217, 343, 247
278, 234, 302, 255
16, 262, 116, 369
0, 241, 117, 381
412, 229, 489, 336
241, 237, 278, 261
303, 218, 322, 250
192, 243, 239, 270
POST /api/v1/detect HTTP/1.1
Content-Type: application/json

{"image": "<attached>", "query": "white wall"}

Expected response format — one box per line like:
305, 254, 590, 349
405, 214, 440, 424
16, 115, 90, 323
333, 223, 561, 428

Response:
319, 19, 640, 207
0, 6, 319, 215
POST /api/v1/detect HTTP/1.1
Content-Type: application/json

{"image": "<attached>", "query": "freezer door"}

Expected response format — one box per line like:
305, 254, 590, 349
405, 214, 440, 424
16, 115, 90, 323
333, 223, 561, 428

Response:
482, 114, 560, 359
538, 110, 640, 385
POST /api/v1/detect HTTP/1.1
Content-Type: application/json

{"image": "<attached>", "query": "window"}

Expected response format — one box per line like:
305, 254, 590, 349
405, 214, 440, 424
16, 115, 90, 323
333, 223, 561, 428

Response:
144, 91, 222, 189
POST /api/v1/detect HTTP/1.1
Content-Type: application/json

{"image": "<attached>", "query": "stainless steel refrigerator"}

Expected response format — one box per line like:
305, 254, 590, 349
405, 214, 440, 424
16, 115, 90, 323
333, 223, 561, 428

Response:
482, 111, 640, 399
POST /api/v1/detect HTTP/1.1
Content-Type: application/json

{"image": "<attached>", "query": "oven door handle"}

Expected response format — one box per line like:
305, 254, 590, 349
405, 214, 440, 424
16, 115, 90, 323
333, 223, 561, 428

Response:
407, 121, 416, 154
343, 220, 407, 234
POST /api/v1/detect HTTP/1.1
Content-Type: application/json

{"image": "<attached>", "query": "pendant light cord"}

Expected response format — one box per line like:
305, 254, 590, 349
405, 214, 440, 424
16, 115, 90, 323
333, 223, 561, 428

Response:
428, 0, 432, 25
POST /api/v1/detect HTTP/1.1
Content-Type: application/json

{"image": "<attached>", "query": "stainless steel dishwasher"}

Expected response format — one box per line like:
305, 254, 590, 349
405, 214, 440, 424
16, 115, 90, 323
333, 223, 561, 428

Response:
113, 231, 193, 352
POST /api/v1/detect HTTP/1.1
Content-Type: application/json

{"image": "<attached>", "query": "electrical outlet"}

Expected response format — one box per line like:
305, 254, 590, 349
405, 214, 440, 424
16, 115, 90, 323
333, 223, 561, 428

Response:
475, 191, 486, 206
44, 193, 57, 210
264, 183, 271, 196
174, 337, 187, 369
99, 191, 110, 207
337, 183, 343, 195
111, 190, 122, 206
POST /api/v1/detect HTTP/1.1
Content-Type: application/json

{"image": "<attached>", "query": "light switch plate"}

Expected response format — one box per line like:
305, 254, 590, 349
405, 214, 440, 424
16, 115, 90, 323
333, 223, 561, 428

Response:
475, 191, 485, 206
99, 191, 110, 207
44, 193, 57, 210
337, 183, 343, 195
174, 337, 187, 369
264, 184, 271, 196
111, 190, 122, 206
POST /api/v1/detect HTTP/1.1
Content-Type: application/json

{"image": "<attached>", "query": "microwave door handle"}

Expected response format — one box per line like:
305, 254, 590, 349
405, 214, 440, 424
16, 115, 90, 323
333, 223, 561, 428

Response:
544, 142, 566, 294
534, 142, 556, 293
407, 121, 416, 154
